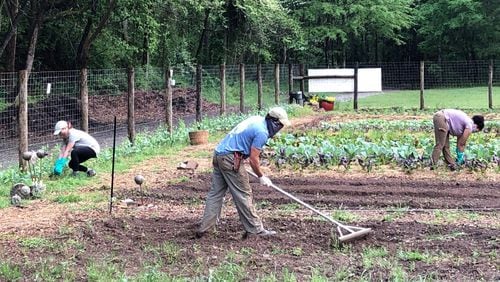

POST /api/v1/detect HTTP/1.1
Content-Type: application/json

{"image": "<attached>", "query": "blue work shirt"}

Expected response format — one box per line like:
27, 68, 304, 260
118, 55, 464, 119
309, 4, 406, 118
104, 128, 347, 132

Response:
215, 116, 269, 156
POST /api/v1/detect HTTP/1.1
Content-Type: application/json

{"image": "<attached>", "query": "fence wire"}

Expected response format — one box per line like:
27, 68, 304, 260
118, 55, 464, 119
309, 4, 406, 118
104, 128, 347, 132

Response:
0, 60, 497, 168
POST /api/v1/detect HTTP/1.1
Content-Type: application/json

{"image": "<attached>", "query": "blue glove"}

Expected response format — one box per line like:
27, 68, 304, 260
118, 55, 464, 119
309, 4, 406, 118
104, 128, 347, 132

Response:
53, 158, 68, 175
455, 147, 464, 165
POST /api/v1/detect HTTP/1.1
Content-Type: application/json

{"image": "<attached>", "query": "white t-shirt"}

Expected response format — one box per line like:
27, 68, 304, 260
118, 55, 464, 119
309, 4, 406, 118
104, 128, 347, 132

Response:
64, 128, 100, 155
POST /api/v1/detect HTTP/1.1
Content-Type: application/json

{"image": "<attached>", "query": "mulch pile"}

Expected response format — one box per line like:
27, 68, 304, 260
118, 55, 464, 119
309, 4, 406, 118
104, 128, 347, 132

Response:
0, 88, 220, 137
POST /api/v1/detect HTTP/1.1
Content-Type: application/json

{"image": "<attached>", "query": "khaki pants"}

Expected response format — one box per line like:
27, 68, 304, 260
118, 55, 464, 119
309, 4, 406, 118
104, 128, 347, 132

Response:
198, 153, 264, 234
431, 111, 454, 165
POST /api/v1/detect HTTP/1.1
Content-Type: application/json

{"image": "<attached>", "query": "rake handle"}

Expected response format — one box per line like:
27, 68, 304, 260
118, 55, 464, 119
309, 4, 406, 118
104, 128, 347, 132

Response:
246, 169, 352, 230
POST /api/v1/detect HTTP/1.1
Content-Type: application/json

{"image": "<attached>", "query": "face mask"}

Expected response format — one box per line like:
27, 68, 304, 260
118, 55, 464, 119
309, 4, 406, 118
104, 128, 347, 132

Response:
266, 117, 283, 138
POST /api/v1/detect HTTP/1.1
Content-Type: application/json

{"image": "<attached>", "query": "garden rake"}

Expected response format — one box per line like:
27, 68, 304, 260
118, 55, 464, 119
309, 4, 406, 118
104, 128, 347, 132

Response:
247, 170, 371, 243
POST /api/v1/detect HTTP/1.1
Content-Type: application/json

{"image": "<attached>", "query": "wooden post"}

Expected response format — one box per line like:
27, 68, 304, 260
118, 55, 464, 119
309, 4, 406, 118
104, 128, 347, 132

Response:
288, 64, 293, 96
196, 64, 202, 122
127, 67, 135, 145
17, 70, 28, 170
166, 67, 173, 133
299, 64, 305, 95
488, 60, 493, 109
220, 63, 226, 115
239, 63, 245, 113
274, 64, 280, 104
353, 62, 358, 110
420, 61, 425, 110
257, 63, 263, 110
80, 68, 89, 132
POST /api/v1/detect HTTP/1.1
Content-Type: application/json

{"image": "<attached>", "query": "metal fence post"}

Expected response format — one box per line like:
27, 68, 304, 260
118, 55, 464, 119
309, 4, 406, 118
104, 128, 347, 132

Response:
17, 70, 28, 170
353, 62, 358, 110
420, 61, 425, 110
80, 68, 88, 132
166, 67, 173, 133
127, 67, 135, 145
257, 63, 263, 110
239, 63, 245, 113
274, 64, 280, 104
299, 64, 305, 95
220, 63, 226, 115
196, 64, 202, 122
488, 60, 493, 109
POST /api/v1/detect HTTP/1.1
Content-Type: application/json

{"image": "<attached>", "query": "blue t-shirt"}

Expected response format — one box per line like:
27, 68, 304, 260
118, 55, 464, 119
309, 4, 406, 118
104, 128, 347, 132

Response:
215, 116, 269, 156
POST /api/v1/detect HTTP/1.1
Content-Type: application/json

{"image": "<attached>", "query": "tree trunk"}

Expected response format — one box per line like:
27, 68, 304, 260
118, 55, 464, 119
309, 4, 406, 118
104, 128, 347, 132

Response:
142, 32, 149, 66
195, 8, 210, 62
0, 0, 27, 62
5, 0, 18, 71
77, 0, 116, 68
24, 0, 47, 75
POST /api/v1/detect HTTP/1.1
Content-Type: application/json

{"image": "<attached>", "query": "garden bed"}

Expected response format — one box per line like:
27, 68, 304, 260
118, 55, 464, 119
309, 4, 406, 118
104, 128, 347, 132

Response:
0, 112, 498, 281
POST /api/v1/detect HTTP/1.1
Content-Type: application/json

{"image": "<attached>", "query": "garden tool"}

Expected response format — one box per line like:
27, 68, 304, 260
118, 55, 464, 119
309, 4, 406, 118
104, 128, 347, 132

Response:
247, 170, 371, 243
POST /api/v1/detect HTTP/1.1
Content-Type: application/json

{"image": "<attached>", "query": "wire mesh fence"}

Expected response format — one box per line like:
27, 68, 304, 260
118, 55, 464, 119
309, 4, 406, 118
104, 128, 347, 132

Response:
0, 60, 497, 168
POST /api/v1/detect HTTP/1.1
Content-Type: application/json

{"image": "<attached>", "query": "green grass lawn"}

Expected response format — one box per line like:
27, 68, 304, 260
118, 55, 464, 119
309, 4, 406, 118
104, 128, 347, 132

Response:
334, 87, 499, 110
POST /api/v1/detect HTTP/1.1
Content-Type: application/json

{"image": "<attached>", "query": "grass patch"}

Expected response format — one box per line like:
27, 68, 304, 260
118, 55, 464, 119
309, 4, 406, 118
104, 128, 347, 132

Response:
86, 259, 125, 281
383, 206, 410, 222
330, 210, 359, 223
0, 260, 22, 281
168, 176, 191, 184
362, 246, 390, 269
52, 193, 83, 204
277, 203, 301, 212
335, 87, 499, 110
397, 249, 433, 263
426, 231, 466, 241
19, 237, 54, 250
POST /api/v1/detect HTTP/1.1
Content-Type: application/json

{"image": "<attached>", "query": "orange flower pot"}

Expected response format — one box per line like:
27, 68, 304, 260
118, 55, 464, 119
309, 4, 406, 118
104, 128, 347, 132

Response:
319, 100, 334, 111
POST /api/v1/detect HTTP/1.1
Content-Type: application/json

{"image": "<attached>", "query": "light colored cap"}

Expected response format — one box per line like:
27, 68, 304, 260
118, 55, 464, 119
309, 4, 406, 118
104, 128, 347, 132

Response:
53, 120, 68, 135
268, 107, 291, 126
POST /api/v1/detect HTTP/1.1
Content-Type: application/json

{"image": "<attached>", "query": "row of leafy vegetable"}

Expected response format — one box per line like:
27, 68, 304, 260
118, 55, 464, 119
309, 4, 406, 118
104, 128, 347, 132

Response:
320, 119, 500, 133
268, 120, 499, 173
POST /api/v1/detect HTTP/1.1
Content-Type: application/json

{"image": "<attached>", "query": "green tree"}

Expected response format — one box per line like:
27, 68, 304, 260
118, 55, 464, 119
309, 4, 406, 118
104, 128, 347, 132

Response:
417, 0, 499, 60
288, 0, 414, 65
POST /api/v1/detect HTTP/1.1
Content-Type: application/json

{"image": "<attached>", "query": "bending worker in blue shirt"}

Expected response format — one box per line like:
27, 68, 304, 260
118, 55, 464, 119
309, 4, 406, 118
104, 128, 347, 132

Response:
196, 107, 291, 238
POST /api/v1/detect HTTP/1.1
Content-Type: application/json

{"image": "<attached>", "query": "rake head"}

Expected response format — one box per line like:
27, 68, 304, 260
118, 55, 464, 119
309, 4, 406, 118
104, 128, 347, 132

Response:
336, 225, 372, 243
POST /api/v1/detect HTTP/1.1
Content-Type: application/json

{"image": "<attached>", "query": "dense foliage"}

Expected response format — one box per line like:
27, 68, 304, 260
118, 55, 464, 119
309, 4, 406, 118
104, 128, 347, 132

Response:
0, 0, 498, 71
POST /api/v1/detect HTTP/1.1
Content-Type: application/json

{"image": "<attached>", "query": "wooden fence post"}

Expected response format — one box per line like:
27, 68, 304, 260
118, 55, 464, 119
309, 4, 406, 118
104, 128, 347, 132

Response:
127, 67, 135, 145
299, 64, 305, 95
488, 60, 493, 109
257, 63, 263, 110
420, 61, 425, 110
220, 63, 226, 115
288, 64, 293, 97
17, 70, 28, 170
80, 68, 88, 132
196, 64, 202, 122
166, 67, 173, 133
353, 62, 358, 110
274, 64, 280, 104
239, 63, 245, 113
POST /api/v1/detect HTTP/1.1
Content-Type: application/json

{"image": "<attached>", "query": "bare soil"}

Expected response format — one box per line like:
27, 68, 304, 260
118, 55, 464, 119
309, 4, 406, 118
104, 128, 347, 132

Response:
0, 94, 499, 280
1, 143, 499, 281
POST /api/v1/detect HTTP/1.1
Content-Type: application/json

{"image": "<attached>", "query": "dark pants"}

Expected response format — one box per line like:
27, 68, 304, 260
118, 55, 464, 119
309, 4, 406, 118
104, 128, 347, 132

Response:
69, 146, 96, 172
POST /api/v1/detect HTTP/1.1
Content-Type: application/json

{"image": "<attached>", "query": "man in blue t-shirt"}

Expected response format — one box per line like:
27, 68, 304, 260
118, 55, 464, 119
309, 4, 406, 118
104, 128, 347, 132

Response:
196, 107, 291, 238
